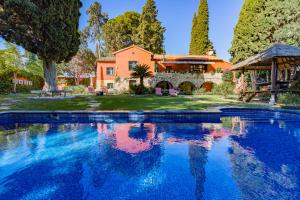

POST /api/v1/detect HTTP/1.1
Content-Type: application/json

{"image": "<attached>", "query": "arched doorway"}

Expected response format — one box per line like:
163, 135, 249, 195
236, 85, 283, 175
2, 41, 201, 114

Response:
178, 82, 196, 94
201, 82, 214, 92
155, 81, 173, 90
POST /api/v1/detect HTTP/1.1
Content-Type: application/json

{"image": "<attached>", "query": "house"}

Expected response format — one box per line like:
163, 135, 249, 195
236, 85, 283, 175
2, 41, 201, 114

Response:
96, 45, 232, 93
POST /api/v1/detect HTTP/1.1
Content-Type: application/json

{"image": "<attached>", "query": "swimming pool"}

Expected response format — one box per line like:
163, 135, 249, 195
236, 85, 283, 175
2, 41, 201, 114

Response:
0, 109, 300, 200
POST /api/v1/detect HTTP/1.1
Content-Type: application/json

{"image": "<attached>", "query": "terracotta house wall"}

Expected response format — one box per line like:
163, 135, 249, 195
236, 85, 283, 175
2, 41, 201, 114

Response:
156, 61, 231, 73
96, 45, 233, 91
115, 46, 155, 77
96, 61, 116, 88
210, 61, 232, 72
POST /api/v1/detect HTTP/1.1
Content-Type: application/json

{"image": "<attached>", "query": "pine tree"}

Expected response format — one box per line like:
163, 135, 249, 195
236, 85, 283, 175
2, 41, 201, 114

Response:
103, 11, 141, 53
189, 0, 213, 55
133, 0, 165, 54
0, 0, 82, 91
230, 0, 300, 64
84, 2, 109, 59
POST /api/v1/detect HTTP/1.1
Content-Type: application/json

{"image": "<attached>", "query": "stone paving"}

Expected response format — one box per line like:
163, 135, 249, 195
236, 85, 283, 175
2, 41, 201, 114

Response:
86, 97, 101, 111
0, 98, 20, 110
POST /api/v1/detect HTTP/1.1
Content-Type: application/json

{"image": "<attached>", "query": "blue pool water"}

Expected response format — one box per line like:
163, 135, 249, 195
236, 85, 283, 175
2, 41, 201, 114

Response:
0, 109, 300, 200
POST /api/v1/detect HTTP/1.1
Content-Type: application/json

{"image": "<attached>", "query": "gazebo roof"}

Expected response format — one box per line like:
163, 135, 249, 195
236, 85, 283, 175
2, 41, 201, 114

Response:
231, 44, 300, 71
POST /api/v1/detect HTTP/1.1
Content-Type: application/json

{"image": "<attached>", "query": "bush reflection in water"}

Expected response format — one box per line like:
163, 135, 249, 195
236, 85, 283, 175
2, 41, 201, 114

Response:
0, 114, 300, 200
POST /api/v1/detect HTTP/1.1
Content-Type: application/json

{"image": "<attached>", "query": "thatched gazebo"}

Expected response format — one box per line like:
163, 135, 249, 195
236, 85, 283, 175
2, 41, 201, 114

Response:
231, 44, 300, 103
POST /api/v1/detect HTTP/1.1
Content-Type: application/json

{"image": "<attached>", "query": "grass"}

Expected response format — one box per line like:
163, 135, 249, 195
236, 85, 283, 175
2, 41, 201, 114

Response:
94, 95, 239, 110
0, 94, 269, 111
10, 97, 89, 111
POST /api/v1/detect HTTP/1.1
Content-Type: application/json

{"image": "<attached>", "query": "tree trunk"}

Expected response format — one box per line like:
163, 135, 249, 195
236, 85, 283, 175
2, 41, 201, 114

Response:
96, 41, 101, 59
43, 60, 57, 91
75, 74, 80, 86
140, 77, 144, 88
13, 72, 17, 93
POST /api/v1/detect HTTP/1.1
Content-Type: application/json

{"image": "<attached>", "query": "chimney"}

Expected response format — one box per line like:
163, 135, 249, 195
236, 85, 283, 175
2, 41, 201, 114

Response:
206, 49, 215, 56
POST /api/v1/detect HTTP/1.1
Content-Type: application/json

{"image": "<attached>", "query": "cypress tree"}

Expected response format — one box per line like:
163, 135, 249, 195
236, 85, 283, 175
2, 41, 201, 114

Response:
0, 0, 82, 91
189, 13, 198, 54
189, 0, 213, 55
230, 0, 300, 64
133, 0, 165, 54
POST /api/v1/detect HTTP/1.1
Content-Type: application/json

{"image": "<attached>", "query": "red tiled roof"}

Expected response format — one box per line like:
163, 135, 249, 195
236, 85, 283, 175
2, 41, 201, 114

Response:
97, 57, 116, 62
153, 54, 224, 61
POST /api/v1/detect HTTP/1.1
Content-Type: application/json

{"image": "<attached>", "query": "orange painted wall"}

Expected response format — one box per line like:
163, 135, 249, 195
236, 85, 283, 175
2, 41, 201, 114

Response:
210, 60, 232, 72
115, 46, 155, 77
156, 60, 232, 73
96, 61, 116, 82
96, 46, 233, 84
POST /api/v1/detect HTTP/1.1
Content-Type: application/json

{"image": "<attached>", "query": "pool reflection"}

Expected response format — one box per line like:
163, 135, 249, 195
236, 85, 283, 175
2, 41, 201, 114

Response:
0, 116, 299, 199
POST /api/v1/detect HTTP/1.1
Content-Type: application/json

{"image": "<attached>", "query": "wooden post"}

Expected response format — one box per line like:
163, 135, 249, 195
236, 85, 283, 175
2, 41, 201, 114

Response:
285, 69, 289, 81
250, 70, 257, 91
270, 58, 278, 104
271, 58, 278, 91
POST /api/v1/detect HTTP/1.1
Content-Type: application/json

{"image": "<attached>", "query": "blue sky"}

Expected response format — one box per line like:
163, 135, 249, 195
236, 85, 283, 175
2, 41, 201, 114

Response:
0, 0, 244, 61
80, 0, 244, 60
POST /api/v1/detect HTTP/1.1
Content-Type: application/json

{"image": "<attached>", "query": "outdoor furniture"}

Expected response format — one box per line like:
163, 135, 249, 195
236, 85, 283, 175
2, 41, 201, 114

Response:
40, 90, 73, 97
169, 89, 179, 96
98, 86, 109, 95
155, 88, 163, 96
88, 86, 96, 95
232, 44, 300, 104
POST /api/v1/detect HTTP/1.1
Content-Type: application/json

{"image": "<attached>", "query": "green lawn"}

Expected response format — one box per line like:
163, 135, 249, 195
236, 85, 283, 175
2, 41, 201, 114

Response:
11, 97, 89, 111
0, 94, 269, 111
94, 95, 252, 110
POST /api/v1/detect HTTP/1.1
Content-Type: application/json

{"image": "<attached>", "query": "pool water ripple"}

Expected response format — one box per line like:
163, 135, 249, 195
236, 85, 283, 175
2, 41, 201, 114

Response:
0, 110, 300, 199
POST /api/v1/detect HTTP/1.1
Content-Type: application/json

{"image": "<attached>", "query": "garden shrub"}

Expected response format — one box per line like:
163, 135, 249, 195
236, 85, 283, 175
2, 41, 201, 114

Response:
129, 84, 152, 95
64, 85, 87, 95
211, 82, 234, 97
193, 88, 207, 95
290, 79, 300, 90
0, 71, 13, 94
278, 93, 300, 105
222, 71, 233, 82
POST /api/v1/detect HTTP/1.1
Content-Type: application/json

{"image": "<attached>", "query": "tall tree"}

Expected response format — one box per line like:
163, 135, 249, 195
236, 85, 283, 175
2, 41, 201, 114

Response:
133, 0, 165, 54
0, 0, 82, 91
84, 2, 108, 59
229, 0, 268, 64
103, 11, 141, 53
0, 43, 22, 92
230, 0, 300, 64
189, 0, 213, 55
189, 13, 198, 55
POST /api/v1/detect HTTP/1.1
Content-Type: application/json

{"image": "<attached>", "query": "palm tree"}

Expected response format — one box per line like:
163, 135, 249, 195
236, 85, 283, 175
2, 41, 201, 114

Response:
130, 64, 153, 94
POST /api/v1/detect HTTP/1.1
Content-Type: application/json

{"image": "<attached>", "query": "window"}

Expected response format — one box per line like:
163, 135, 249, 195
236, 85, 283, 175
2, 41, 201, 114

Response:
106, 67, 114, 76
107, 83, 114, 89
190, 65, 207, 73
166, 66, 172, 73
129, 61, 138, 71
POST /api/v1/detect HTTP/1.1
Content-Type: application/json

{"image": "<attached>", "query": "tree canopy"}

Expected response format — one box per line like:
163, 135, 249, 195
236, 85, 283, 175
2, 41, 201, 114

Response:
189, 0, 213, 55
103, 11, 140, 53
133, 0, 165, 54
230, 0, 300, 64
0, 43, 44, 93
61, 47, 96, 86
0, 0, 82, 91
84, 2, 108, 58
